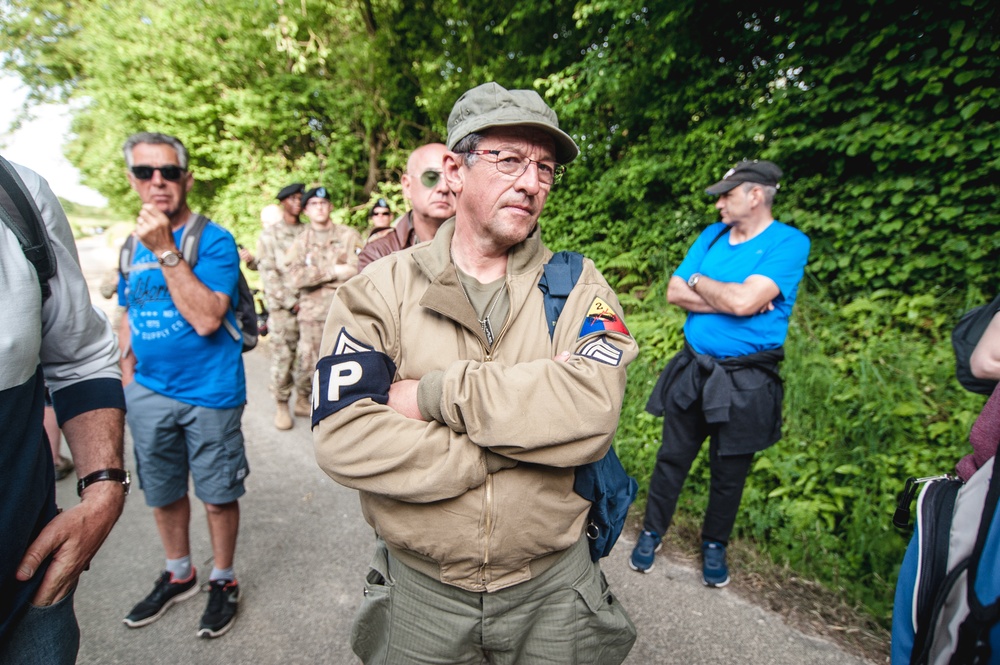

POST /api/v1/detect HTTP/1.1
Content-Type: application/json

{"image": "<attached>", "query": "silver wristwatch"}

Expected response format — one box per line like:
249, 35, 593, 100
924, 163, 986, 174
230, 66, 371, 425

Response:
158, 250, 182, 267
687, 273, 702, 289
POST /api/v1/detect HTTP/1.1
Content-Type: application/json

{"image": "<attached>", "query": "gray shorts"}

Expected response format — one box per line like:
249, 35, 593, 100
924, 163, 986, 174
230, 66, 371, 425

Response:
125, 381, 249, 508
351, 537, 636, 665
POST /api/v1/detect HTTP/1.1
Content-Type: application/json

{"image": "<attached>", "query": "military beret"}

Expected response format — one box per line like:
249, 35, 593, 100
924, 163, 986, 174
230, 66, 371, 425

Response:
276, 182, 305, 201
302, 186, 330, 206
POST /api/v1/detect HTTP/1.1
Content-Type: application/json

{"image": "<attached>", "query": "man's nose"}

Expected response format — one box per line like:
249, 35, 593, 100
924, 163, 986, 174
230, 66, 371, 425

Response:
514, 162, 542, 194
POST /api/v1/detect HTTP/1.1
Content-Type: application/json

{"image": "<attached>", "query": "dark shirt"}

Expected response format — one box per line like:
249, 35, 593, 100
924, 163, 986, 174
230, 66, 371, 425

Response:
646, 344, 785, 455
357, 211, 420, 272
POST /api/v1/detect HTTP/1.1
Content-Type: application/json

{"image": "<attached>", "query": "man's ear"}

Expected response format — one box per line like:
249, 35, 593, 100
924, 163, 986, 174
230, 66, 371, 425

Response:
442, 152, 464, 195
400, 172, 412, 201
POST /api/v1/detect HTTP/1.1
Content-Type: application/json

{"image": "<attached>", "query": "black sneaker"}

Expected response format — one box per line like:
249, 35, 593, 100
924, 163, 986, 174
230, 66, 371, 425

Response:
197, 579, 240, 638
123, 569, 199, 628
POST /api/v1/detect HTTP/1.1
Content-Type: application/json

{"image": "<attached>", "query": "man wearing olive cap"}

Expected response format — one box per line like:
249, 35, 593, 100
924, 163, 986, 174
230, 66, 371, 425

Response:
286, 187, 361, 420
313, 82, 637, 663
256, 182, 306, 430
631, 160, 810, 589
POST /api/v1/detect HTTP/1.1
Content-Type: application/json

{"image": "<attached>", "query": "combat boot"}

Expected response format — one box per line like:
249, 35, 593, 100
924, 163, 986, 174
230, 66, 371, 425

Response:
294, 394, 312, 417
274, 401, 293, 430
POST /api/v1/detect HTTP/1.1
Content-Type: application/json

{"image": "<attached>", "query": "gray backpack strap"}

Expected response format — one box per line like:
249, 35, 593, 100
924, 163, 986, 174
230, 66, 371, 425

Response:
119, 235, 137, 277
179, 214, 210, 268
182, 214, 241, 344
0, 155, 57, 300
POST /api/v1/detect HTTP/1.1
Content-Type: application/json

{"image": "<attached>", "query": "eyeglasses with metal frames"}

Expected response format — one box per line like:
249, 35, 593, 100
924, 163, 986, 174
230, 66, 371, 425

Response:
462, 150, 565, 186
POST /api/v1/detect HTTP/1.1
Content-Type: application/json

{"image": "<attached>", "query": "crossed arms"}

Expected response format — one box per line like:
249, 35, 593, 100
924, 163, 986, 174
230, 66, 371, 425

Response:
667, 273, 779, 317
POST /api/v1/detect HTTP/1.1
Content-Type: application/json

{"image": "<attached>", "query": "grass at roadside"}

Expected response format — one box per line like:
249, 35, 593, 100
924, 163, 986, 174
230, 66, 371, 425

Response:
630, 513, 890, 664
613, 287, 986, 663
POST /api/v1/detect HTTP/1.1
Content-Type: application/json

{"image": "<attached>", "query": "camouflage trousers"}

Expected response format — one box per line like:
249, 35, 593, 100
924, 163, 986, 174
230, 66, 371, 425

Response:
269, 308, 299, 402
295, 320, 325, 400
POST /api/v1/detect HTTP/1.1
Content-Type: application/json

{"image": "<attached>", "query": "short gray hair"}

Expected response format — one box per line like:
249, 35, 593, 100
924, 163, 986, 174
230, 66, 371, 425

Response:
123, 132, 189, 169
741, 181, 777, 207
451, 132, 484, 167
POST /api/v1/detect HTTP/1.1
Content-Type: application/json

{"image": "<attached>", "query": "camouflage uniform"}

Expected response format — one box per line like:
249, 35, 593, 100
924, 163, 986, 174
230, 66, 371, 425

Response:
286, 223, 362, 399
257, 220, 305, 401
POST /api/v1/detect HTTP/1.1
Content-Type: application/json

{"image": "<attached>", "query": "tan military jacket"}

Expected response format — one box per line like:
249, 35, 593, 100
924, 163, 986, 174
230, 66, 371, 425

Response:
256, 220, 305, 311
313, 219, 638, 592
287, 223, 362, 323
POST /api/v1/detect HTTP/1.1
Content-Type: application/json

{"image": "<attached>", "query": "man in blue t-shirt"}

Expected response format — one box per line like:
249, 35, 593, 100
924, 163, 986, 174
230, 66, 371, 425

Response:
117, 132, 247, 639
629, 160, 810, 588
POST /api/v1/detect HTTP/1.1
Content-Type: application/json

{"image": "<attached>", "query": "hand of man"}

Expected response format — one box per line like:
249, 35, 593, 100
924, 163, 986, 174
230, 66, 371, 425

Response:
134, 203, 177, 255
17, 483, 125, 606
388, 379, 424, 420
238, 247, 255, 264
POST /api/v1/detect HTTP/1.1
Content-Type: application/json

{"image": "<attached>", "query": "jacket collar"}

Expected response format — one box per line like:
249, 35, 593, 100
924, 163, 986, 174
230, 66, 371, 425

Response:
413, 218, 551, 343
391, 210, 417, 248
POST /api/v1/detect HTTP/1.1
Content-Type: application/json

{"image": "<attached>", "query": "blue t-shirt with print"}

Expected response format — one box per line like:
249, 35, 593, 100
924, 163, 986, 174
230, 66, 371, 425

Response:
674, 221, 810, 359
118, 219, 246, 408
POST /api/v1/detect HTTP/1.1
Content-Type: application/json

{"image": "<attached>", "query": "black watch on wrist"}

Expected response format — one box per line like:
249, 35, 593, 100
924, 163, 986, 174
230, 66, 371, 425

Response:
77, 469, 131, 497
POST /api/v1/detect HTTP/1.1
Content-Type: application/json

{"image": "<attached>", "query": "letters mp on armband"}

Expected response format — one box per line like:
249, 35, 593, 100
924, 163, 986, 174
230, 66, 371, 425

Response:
311, 328, 397, 429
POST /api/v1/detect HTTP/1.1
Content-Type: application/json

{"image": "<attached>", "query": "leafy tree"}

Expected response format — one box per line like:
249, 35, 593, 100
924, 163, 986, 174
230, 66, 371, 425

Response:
3, 0, 998, 629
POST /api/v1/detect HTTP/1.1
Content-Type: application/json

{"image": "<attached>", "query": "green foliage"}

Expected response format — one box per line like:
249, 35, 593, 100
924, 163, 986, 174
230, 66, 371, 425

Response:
3, 0, 998, 629
616, 287, 986, 623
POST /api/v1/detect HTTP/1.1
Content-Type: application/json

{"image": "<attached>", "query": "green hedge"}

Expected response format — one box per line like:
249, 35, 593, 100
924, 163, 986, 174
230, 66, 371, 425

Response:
612, 285, 988, 623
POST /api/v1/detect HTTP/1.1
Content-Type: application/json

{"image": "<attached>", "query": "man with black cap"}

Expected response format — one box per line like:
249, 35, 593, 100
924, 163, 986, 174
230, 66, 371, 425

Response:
357, 143, 456, 271
630, 159, 810, 588
364, 197, 394, 245
312, 82, 637, 664
256, 182, 306, 430
286, 186, 361, 420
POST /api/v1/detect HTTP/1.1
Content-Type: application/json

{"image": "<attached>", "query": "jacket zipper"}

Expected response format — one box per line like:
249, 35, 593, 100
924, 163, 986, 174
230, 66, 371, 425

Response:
478, 311, 509, 587
481, 474, 494, 588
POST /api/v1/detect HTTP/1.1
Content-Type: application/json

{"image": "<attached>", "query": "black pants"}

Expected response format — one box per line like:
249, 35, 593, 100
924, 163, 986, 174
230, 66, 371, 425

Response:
643, 395, 755, 545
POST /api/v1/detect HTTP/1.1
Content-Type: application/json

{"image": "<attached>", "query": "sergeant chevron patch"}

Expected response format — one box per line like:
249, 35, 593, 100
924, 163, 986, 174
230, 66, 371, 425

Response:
577, 336, 624, 366
334, 328, 373, 355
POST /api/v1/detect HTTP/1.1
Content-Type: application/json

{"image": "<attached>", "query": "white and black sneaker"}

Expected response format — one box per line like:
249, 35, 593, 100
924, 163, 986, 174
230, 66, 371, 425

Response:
197, 579, 240, 638
123, 569, 199, 628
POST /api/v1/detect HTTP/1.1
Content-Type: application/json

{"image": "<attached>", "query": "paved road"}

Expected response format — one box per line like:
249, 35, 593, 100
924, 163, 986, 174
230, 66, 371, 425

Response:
60, 235, 872, 665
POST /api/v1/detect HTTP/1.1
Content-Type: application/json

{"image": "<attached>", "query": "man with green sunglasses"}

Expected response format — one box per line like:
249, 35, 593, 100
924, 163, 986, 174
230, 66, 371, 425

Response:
357, 143, 456, 271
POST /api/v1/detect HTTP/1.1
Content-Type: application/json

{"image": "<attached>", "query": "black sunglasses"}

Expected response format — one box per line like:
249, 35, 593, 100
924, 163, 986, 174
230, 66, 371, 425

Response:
130, 165, 185, 182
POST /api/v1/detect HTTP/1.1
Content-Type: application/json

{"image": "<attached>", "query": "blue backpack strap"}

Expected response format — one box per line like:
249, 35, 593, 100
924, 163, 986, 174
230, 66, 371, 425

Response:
537, 250, 584, 339
537, 250, 637, 561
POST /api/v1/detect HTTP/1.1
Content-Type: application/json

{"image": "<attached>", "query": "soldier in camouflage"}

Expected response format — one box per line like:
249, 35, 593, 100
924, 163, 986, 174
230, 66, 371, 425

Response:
286, 186, 362, 419
256, 182, 305, 430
